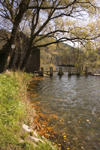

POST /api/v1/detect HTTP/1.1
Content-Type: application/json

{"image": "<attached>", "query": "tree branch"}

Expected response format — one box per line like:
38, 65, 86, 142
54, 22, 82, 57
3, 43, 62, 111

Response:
28, 0, 77, 10
28, 0, 96, 10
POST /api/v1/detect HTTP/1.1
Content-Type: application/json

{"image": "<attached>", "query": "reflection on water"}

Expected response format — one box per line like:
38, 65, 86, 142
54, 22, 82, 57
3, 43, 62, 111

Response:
31, 74, 100, 150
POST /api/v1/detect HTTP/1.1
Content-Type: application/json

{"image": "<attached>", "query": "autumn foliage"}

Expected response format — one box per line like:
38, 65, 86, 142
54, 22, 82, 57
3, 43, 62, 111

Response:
28, 77, 69, 150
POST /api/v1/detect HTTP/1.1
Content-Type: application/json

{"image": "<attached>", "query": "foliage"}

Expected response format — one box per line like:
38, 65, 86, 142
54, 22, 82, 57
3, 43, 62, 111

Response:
0, 0, 99, 72
39, 34, 100, 69
40, 37, 86, 67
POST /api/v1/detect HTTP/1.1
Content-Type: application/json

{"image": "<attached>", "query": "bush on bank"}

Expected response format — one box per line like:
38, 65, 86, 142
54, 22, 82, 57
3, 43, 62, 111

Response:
0, 71, 56, 150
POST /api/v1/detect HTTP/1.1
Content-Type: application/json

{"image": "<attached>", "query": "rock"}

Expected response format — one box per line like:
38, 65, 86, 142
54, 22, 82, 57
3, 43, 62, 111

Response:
22, 124, 33, 132
22, 124, 44, 147
19, 139, 24, 143
33, 131, 38, 137
22, 124, 38, 137
29, 136, 40, 143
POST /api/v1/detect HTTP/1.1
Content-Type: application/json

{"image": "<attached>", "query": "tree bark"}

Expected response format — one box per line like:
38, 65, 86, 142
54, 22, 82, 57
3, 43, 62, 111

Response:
16, 53, 22, 70
20, 44, 33, 70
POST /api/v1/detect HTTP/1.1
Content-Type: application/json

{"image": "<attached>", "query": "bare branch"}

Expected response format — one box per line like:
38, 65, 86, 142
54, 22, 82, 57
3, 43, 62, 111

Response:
28, 0, 96, 10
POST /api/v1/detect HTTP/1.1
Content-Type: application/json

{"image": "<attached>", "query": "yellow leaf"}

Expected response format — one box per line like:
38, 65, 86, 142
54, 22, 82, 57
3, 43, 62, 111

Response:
86, 119, 89, 122
64, 135, 66, 138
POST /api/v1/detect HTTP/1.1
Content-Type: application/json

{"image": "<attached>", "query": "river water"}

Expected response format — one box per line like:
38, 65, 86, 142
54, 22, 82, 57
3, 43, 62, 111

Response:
31, 74, 100, 150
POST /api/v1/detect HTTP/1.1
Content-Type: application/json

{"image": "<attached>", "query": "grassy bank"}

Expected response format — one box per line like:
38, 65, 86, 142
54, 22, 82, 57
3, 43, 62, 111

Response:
0, 71, 56, 150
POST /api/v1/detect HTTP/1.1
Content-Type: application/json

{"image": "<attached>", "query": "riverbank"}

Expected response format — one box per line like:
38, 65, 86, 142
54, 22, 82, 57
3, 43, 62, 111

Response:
0, 71, 56, 150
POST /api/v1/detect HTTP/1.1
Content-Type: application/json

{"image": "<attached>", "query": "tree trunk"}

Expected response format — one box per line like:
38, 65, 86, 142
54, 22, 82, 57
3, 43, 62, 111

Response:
20, 38, 34, 70
16, 53, 22, 70
0, 0, 30, 72
8, 51, 16, 69
20, 47, 32, 71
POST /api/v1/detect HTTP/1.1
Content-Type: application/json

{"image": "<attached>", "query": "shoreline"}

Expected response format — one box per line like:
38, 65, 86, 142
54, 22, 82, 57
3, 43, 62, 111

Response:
0, 71, 56, 150
28, 76, 69, 150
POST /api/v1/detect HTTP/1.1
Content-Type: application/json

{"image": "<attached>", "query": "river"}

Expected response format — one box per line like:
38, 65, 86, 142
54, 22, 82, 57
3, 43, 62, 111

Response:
30, 74, 100, 150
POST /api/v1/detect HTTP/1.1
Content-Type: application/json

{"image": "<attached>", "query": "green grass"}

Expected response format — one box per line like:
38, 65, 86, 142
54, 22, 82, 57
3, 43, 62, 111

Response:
34, 141, 56, 150
0, 71, 56, 150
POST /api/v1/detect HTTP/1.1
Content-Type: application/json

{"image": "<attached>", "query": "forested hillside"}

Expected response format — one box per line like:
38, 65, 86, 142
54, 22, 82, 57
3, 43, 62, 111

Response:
39, 37, 100, 69
40, 42, 74, 66
39, 37, 85, 67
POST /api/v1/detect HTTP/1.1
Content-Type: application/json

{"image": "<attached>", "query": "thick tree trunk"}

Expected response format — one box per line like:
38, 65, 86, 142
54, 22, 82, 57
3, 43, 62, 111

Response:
20, 39, 34, 70
0, 0, 30, 72
20, 48, 32, 71
15, 53, 22, 70
8, 51, 16, 69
